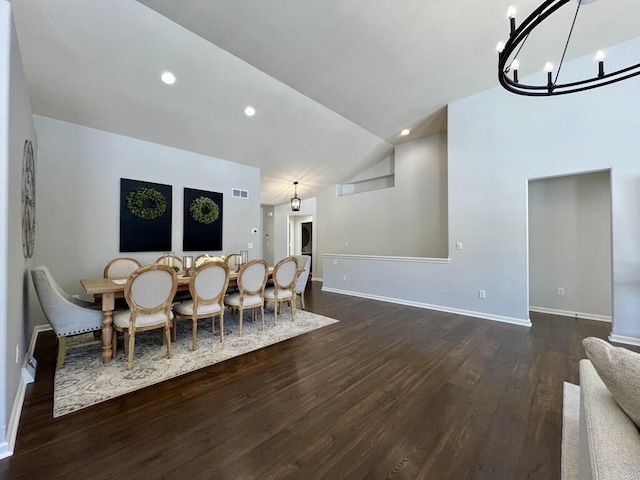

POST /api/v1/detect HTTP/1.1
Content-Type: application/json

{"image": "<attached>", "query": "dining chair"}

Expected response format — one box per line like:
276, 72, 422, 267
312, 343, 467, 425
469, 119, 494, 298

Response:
112, 264, 177, 370
155, 255, 184, 271
31, 266, 103, 370
224, 259, 268, 335
226, 253, 241, 272
294, 255, 311, 309
194, 254, 210, 266
264, 256, 299, 325
103, 257, 144, 309
173, 261, 230, 350
103, 257, 142, 278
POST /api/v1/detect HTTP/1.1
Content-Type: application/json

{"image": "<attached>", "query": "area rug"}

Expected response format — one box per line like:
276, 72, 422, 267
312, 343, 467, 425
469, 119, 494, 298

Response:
54, 307, 338, 417
561, 381, 580, 480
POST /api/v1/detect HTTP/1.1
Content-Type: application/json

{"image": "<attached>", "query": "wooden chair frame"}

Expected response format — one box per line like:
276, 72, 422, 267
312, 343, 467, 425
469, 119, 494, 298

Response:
265, 256, 299, 325
103, 257, 142, 278
173, 261, 230, 350
112, 264, 178, 370
225, 259, 268, 335
226, 253, 242, 272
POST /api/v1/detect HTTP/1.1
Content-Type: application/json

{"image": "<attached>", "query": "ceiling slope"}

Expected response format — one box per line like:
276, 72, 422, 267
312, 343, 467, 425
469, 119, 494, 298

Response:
11, 0, 640, 203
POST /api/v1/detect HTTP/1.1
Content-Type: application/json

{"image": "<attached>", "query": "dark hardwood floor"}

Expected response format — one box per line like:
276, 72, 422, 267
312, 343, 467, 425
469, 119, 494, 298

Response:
0, 282, 615, 479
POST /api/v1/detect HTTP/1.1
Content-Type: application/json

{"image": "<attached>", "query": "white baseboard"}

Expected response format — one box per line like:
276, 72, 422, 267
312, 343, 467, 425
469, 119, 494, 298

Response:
2, 324, 51, 459
1, 376, 28, 459
609, 334, 640, 347
0, 441, 9, 460
529, 306, 611, 323
29, 324, 51, 354
322, 287, 531, 327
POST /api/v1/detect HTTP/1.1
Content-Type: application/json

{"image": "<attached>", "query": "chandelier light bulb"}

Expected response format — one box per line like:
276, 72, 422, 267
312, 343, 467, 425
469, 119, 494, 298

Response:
507, 6, 517, 18
511, 59, 520, 71
595, 50, 605, 62
544, 62, 554, 72
496, 41, 505, 53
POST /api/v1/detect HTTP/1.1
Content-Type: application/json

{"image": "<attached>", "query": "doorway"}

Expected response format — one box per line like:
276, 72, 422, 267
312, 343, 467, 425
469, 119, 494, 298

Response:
288, 215, 313, 274
528, 170, 612, 322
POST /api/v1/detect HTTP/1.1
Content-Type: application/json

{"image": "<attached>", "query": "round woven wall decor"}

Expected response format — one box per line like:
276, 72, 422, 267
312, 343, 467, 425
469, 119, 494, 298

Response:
22, 140, 36, 258
126, 187, 167, 220
189, 196, 219, 224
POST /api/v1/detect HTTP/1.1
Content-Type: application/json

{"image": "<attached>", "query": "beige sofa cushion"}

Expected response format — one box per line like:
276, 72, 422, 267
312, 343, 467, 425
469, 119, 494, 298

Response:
579, 360, 640, 480
583, 337, 640, 428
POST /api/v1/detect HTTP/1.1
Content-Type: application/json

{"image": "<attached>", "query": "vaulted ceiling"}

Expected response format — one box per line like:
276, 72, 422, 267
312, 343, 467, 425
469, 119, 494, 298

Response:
11, 0, 640, 204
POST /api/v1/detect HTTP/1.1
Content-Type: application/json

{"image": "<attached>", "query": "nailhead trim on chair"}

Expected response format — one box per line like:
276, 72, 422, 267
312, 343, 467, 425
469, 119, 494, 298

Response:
57, 327, 100, 337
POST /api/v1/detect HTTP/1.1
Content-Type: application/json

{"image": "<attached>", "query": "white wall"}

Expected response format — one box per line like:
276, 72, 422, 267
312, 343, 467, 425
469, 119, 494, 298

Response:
323, 36, 640, 341
31, 115, 261, 327
317, 133, 448, 277
0, 0, 37, 457
261, 205, 275, 265
529, 171, 612, 319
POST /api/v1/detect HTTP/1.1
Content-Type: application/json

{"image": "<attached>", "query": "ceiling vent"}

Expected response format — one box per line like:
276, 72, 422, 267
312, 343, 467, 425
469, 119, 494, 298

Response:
232, 188, 249, 199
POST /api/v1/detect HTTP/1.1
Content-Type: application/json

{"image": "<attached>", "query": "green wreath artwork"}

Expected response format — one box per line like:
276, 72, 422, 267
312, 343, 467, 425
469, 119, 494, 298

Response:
189, 196, 220, 224
126, 187, 167, 220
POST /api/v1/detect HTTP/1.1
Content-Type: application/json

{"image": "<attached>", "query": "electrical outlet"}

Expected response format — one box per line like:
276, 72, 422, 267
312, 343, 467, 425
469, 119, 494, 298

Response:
332, 259, 338, 265
248, 242, 253, 249
342, 274, 347, 281
557, 288, 565, 296
479, 290, 486, 299
456, 241, 463, 250
344, 242, 349, 248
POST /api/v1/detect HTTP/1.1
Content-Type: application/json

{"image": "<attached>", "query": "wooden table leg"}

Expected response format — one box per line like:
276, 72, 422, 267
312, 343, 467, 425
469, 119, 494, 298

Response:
101, 292, 114, 364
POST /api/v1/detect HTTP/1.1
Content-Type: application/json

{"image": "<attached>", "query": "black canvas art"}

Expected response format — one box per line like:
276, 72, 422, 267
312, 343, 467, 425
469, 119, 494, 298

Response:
120, 178, 172, 252
183, 188, 223, 251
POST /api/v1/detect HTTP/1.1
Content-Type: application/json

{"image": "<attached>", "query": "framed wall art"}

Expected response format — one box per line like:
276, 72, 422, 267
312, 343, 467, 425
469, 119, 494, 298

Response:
183, 188, 223, 251
120, 178, 172, 252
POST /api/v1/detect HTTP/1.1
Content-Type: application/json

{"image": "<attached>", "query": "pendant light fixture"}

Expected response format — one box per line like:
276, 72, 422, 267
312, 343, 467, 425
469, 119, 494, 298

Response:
291, 181, 301, 211
497, 0, 640, 96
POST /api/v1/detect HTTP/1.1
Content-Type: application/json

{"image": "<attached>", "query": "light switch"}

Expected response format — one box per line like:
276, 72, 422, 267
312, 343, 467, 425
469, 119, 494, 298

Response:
248, 243, 253, 249
456, 241, 463, 250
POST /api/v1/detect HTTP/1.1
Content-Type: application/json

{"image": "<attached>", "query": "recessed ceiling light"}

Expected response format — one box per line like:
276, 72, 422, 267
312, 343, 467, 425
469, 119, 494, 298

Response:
400, 129, 410, 136
161, 71, 176, 85
244, 106, 256, 117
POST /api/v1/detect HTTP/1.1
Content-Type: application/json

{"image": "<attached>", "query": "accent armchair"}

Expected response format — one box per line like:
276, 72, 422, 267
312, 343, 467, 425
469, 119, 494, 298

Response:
31, 265, 103, 370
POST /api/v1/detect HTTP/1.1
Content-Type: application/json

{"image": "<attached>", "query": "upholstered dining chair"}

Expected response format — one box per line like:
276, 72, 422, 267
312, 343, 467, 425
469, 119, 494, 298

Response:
194, 254, 210, 265
103, 257, 142, 278
173, 261, 230, 350
155, 255, 184, 271
264, 256, 299, 325
31, 265, 103, 370
112, 264, 177, 370
294, 255, 311, 309
224, 259, 268, 335
226, 253, 241, 272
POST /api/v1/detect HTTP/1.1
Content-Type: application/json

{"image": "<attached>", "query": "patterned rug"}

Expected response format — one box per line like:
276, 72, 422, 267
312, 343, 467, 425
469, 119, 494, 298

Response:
54, 307, 338, 417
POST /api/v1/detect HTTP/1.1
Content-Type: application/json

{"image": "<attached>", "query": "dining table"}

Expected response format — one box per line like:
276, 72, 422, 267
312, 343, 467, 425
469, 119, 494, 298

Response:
81, 269, 255, 364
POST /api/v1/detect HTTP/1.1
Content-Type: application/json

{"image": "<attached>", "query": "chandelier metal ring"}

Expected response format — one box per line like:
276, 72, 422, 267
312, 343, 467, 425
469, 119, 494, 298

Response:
498, 0, 640, 96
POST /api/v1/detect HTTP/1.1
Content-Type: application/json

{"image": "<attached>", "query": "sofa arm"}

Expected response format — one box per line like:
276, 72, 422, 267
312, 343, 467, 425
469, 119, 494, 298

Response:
579, 359, 640, 480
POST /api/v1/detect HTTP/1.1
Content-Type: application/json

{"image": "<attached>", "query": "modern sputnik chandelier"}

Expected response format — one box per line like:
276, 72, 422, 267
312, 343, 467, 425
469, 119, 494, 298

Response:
497, 0, 640, 96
